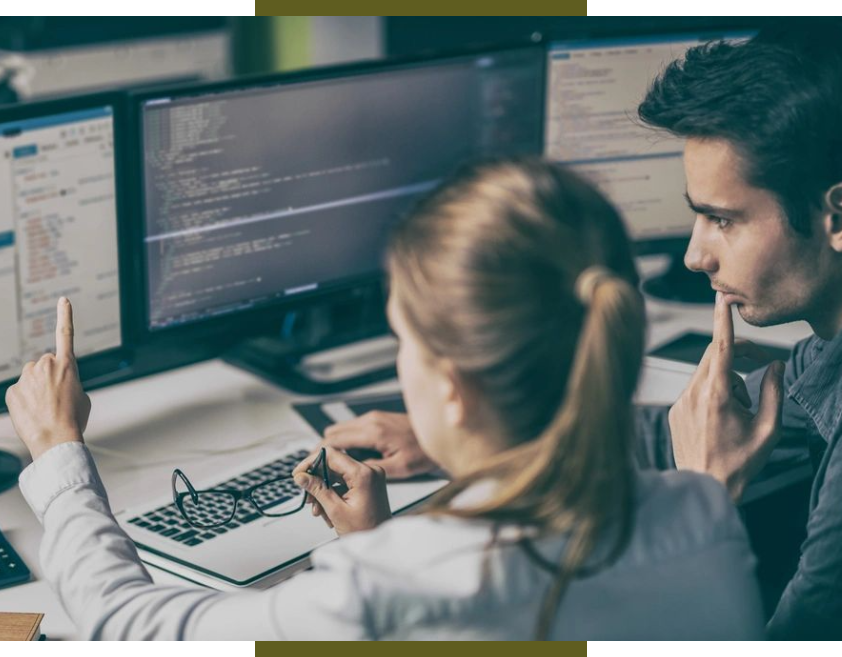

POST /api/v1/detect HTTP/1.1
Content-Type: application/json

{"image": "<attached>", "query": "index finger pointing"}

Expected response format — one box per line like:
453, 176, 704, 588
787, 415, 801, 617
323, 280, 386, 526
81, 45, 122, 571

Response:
56, 297, 75, 361
711, 291, 734, 376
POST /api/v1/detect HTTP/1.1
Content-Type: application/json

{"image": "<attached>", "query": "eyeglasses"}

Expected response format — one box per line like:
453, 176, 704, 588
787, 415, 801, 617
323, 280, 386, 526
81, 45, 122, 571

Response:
171, 448, 329, 529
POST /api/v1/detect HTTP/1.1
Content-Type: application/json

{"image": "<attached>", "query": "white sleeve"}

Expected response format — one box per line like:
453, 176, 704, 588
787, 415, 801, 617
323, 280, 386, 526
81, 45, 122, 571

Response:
18, 442, 370, 640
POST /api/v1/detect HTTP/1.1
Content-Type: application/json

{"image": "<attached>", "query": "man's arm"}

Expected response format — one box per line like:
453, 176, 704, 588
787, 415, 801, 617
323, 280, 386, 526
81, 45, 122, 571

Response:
767, 439, 842, 639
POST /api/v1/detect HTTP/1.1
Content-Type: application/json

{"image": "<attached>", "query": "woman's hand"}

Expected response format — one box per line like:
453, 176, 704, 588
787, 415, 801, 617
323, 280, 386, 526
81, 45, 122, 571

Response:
293, 446, 391, 535
323, 411, 437, 480
5, 298, 91, 461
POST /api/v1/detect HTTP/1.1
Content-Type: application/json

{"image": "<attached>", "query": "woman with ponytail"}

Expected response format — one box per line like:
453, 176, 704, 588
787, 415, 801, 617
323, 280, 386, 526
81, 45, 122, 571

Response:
8, 159, 764, 640
300, 160, 763, 639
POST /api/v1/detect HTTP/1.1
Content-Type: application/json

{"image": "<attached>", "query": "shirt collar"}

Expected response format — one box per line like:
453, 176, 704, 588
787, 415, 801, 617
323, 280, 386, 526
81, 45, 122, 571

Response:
789, 329, 842, 443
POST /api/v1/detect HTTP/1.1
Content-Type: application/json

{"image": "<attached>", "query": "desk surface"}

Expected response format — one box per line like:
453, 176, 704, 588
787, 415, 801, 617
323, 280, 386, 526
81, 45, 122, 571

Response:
0, 279, 815, 639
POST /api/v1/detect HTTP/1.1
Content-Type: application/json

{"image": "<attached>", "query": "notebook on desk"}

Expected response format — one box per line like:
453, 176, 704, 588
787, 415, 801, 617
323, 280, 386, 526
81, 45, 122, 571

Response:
115, 394, 444, 590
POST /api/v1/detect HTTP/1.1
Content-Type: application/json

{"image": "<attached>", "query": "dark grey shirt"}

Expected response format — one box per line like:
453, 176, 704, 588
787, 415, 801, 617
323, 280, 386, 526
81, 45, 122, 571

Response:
636, 328, 842, 640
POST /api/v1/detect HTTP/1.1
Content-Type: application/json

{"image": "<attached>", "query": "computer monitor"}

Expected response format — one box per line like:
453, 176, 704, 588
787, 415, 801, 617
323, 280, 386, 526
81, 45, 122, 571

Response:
0, 95, 128, 399
134, 45, 545, 340
545, 32, 753, 302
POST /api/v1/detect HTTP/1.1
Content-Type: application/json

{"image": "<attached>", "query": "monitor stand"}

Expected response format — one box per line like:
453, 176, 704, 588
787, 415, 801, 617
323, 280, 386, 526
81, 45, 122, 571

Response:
223, 334, 397, 396
641, 255, 716, 305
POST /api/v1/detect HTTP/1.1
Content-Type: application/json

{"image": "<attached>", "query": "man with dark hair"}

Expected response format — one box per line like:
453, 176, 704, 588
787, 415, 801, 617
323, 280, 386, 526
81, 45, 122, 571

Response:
318, 23, 842, 638
635, 26, 842, 639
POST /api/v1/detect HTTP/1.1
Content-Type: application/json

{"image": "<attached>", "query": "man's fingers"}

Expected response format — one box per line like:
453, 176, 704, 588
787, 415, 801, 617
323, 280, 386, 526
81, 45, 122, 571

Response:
55, 297, 75, 362
710, 292, 735, 377
690, 342, 714, 380
755, 361, 785, 440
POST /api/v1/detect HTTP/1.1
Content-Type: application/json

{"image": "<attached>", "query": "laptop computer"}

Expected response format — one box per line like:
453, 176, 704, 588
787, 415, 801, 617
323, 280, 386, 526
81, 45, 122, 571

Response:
115, 394, 446, 589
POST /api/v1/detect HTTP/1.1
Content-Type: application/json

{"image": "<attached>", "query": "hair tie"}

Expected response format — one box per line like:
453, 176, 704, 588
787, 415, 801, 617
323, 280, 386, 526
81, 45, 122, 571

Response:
575, 266, 614, 306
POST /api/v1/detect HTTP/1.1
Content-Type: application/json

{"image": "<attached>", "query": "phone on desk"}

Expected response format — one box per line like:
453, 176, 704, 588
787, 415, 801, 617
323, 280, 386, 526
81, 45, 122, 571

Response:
648, 332, 791, 375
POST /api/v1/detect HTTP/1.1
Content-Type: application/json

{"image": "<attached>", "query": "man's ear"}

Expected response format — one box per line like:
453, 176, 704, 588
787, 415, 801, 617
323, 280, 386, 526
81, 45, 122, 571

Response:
824, 183, 842, 253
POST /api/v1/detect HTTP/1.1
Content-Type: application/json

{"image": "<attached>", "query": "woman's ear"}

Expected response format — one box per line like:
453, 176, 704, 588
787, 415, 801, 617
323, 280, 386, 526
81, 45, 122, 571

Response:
438, 360, 469, 430
823, 183, 842, 253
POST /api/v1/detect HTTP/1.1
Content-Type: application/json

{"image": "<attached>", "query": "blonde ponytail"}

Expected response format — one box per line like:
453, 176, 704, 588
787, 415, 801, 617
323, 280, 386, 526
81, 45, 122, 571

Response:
387, 158, 646, 640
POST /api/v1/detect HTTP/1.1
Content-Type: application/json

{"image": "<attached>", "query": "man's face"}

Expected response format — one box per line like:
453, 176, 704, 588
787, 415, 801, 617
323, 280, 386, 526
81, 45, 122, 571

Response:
682, 138, 829, 327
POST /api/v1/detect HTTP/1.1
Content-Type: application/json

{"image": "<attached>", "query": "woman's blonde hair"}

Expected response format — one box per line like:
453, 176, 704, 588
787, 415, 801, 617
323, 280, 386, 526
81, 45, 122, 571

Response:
386, 158, 646, 639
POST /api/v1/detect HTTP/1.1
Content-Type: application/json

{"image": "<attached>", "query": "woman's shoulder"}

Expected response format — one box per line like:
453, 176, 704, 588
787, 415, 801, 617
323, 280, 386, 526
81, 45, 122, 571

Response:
310, 470, 748, 583
628, 469, 749, 564
312, 512, 493, 574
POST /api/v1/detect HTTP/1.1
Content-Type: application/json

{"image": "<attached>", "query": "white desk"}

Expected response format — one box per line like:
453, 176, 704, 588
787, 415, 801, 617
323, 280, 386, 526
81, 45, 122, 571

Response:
0, 267, 815, 639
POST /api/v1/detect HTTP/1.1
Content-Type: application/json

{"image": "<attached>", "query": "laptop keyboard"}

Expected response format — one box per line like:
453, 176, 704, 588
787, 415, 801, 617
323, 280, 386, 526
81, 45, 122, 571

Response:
127, 448, 310, 548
